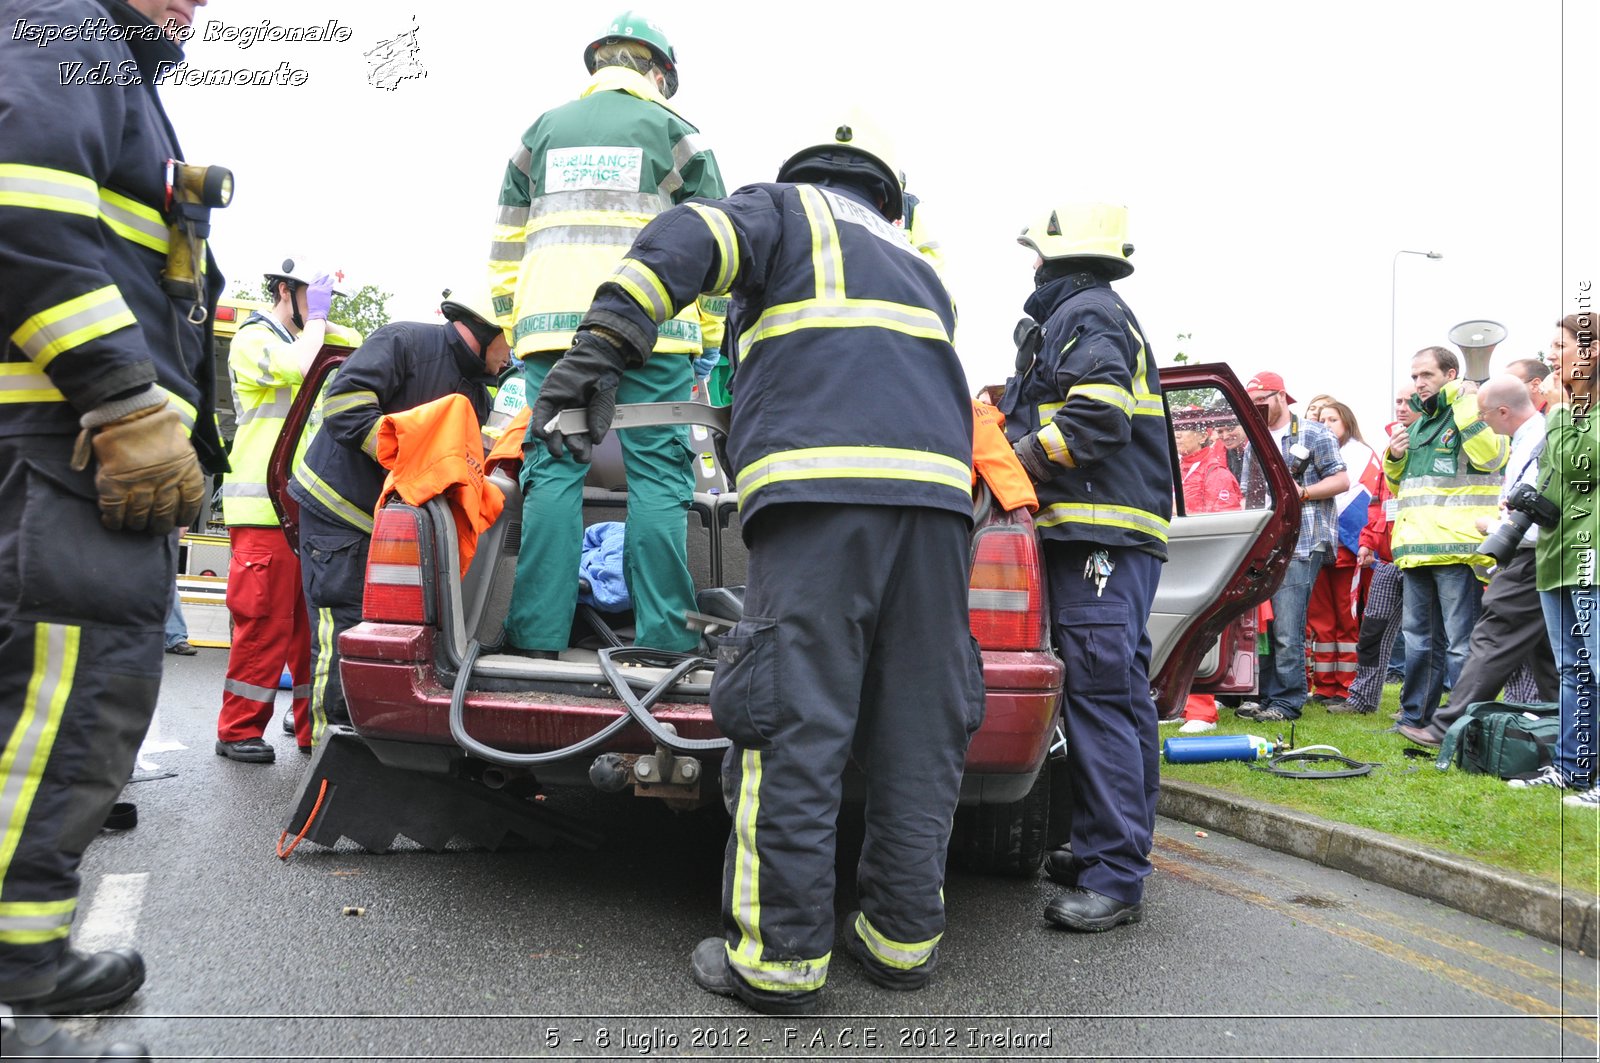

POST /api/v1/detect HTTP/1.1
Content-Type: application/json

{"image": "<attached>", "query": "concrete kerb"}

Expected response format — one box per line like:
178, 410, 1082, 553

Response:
1157, 778, 1600, 955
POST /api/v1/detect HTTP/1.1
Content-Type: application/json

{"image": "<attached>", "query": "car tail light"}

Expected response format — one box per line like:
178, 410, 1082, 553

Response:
968, 526, 1043, 650
363, 507, 426, 623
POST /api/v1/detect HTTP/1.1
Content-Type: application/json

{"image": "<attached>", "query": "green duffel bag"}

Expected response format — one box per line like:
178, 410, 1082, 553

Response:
1435, 701, 1561, 778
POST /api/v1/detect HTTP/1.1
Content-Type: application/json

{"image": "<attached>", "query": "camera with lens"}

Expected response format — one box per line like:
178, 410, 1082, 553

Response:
1476, 482, 1560, 566
1287, 442, 1312, 480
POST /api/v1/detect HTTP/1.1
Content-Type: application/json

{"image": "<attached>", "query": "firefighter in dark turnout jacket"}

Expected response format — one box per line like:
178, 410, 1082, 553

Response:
288, 290, 509, 737
1001, 203, 1172, 933
0, 1, 224, 1057
525, 118, 984, 1014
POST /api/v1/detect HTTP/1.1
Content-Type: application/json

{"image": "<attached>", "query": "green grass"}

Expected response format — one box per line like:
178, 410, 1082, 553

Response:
1160, 685, 1600, 894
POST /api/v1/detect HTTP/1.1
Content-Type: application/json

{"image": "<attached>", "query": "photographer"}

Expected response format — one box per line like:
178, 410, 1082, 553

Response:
1399, 374, 1557, 747
1525, 315, 1600, 802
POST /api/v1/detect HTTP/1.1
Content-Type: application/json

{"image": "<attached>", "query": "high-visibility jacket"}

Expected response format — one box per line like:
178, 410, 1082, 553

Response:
289, 322, 494, 535
999, 273, 1173, 559
578, 180, 973, 529
489, 66, 727, 360
1385, 379, 1508, 572
0, 0, 224, 473
223, 313, 302, 526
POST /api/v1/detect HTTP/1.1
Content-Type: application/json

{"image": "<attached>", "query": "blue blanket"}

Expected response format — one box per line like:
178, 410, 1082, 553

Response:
579, 521, 630, 610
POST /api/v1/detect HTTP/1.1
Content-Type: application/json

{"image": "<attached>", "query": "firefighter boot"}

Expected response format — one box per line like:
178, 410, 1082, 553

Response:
22, 947, 145, 1014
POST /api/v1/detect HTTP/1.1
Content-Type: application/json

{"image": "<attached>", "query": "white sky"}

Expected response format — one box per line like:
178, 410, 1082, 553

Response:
160, 0, 1597, 439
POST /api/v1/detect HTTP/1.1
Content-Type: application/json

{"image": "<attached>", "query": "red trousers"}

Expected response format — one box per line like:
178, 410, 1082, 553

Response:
1307, 561, 1361, 698
217, 526, 310, 745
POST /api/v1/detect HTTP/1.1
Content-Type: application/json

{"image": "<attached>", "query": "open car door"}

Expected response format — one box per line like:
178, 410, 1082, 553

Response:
266, 344, 354, 554
1150, 363, 1300, 709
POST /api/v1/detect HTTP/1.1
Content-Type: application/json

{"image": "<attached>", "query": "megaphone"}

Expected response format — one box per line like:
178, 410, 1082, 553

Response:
1448, 319, 1507, 381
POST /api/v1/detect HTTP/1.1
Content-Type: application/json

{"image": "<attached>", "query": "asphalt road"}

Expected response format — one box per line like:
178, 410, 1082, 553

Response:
58, 650, 1600, 1061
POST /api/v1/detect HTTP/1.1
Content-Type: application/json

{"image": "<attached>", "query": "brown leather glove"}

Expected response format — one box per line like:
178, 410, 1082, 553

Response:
71, 399, 205, 535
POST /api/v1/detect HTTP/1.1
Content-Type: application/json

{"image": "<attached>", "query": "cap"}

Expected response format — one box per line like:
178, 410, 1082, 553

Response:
1244, 371, 1296, 405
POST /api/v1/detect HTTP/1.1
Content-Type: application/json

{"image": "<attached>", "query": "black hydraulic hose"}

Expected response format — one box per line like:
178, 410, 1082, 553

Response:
598, 646, 730, 753
448, 638, 637, 766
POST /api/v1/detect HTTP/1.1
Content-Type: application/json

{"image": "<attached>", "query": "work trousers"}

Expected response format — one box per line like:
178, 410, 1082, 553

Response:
1307, 561, 1361, 698
1045, 540, 1162, 906
1428, 549, 1558, 737
219, 526, 310, 747
0, 438, 169, 1000
506, 354, 697, 653
714, 505, 983, 1007
298, 505, 370, 738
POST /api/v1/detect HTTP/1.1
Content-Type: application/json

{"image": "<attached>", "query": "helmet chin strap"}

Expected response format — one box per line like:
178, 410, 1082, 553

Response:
286, 281, 306, 332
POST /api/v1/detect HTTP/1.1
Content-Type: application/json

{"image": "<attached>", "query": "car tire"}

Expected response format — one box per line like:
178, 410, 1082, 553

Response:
948, 756, 1051, 877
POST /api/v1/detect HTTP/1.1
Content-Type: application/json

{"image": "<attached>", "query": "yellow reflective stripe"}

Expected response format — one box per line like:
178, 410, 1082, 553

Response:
0, 363, 66, 403
293, 463, 374, 533
11, 285, 135, 368
360, 419, 382, 459
155, 386, 196, 434
1036, 501, 1170, 542
0, 164, 97, 217
97, 188, 168, 252
0, 625, 79, 895
854, 912, 939, 970
686, 203, 739, 295
798, 185, 844, 301
323, 390, 379, 418
1037, 421, 1074, 467
1038, 401, 1064, 424
1067, 382, 1135, 417
730, 748, 764, 957
737, 446, 972, 508
612, 257, 672, 323
310, 605, 335, 746
742, 297, 950, 345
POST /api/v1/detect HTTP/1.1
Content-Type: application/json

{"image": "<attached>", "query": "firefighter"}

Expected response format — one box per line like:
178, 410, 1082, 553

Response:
490, 11, 727, 658
288, 290, 510, 738
215, 257, 351, 763
1000, 203, 1173, 932
0, 0, 224, 1057
524, 115, 983, 1014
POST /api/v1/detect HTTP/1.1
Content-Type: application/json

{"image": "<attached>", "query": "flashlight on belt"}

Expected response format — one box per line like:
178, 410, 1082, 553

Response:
162, 159, 234, 324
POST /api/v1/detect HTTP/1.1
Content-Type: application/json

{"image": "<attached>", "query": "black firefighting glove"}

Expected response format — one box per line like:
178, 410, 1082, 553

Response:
70, 388, 205, 535
1012, 432, 1054, 484
527, 329, 628, 463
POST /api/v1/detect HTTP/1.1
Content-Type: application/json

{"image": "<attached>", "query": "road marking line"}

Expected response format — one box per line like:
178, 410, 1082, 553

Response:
1157, 832, 1597, 1001
1153, 852, 1600, 1045
74, 872, 147, 953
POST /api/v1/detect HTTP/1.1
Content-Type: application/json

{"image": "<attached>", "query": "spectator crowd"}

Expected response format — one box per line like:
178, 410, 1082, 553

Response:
1167, 318, 1598, 812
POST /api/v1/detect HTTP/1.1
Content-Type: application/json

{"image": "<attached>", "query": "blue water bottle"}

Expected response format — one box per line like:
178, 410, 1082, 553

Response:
1163, 734, 1276, 764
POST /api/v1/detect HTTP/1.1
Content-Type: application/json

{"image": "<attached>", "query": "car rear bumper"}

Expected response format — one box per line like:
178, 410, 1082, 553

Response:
340, 624, 1062, 800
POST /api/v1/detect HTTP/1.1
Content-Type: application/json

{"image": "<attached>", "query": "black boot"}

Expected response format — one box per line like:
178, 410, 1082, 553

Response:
23, 948, 145, 1015
1, 1009, 149, 1060
1044, 887, 1144, 932
689, 937, 820, 1016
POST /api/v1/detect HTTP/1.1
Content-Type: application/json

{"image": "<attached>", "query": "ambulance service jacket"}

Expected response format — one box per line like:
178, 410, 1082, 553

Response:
0, 0, 224, 472
1000, 273, 1173, 560
579, 180, 974, 530
489, 66, 727, 361
290, 322, 495, 535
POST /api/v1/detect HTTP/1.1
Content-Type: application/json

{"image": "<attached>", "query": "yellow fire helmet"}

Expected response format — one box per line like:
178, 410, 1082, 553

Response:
1018, 203, 1135, 279
776, 111, 903, 222
440, 288, 511, 345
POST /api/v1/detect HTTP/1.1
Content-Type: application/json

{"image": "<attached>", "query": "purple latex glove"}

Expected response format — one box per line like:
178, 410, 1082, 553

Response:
305, 273, 334, 322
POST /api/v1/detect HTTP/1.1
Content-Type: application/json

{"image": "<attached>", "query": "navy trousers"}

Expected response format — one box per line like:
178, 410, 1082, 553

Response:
713, 504, 984, 1006
298, 505, 370, 734
0, 438, 170, 1000
1044, 540, 1162, 906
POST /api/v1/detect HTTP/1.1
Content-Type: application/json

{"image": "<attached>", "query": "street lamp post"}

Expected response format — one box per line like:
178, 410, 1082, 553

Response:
1390, 249, 1444, 408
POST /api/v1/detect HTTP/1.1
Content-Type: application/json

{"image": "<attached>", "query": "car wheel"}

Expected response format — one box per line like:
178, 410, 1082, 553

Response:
948, 756, 1051, 877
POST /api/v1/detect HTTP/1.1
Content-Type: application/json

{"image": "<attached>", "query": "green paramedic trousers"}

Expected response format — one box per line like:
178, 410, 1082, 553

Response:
505, 352, 698, 653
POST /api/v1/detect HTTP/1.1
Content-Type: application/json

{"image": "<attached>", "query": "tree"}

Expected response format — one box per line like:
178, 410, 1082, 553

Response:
227, 280, 392, 339
1171, 331, 1192, 365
